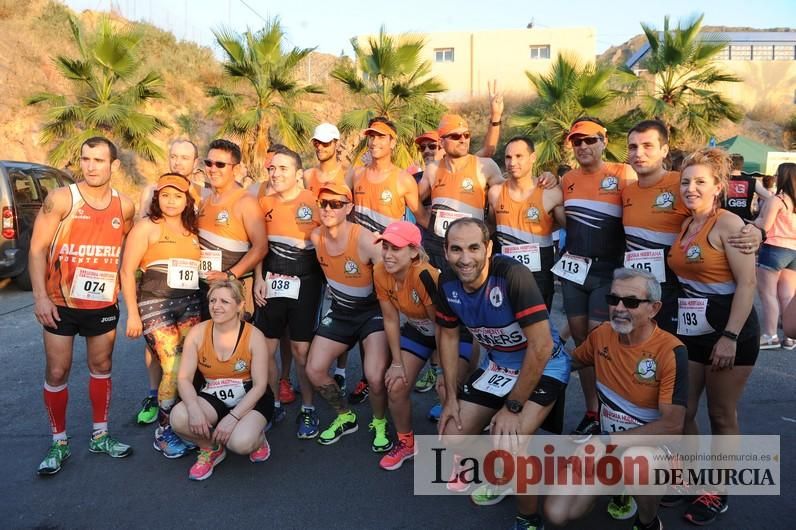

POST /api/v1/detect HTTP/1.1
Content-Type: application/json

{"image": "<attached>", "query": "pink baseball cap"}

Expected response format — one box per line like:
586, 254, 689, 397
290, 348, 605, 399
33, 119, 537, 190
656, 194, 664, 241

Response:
374, 221, 422, 248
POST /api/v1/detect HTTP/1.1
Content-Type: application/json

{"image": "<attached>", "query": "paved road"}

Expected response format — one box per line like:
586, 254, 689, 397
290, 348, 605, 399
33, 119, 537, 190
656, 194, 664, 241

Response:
1, 281, 792, 529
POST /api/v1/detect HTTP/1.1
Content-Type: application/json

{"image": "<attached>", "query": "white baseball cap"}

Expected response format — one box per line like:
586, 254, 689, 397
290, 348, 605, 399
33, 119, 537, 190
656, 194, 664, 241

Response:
312, 123, 340, 143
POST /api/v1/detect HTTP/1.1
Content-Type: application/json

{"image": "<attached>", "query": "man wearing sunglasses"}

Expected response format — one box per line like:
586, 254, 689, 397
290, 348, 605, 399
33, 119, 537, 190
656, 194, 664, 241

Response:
197, 139, 268, 321
555, 117, 637, 441
305, 183, 393, 452
418, 114, 504, 271
304, 123, 352, 197
545, 267, 687, 530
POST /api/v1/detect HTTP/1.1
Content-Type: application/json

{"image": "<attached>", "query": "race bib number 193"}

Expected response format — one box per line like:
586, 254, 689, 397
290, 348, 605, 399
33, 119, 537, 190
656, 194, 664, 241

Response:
677, 298, 714, 336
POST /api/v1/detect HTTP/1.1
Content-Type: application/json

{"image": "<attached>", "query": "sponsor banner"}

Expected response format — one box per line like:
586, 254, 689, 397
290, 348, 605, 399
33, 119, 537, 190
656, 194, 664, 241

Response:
413, 435, 779, 495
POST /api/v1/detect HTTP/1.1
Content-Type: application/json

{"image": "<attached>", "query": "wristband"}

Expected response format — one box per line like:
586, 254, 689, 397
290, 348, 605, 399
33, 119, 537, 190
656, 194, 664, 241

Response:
391, 363, 403, 368
721, 330, 739, 341
490, 120, 501, 126
229, 412, 240, 421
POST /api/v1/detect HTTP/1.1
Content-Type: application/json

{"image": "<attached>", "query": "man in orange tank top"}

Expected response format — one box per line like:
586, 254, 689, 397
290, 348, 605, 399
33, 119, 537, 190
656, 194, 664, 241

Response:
488, 136, 564, 310
303, 123, 352, 196
197, 139, 268, 320
30, 137, 136, 475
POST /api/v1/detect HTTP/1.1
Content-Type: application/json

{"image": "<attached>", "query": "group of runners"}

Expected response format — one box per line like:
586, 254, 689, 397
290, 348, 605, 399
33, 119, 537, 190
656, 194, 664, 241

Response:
30, 98, 770, 529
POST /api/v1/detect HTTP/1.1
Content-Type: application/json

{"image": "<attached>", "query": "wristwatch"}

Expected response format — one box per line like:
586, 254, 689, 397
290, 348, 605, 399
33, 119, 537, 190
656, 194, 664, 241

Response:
225, 270, 237, 281
505, 399, 524, 414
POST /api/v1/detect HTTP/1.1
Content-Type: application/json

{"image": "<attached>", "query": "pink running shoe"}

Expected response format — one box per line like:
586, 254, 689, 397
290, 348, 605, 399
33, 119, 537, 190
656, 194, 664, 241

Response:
188, 446, 226, 481
249, 438, 271, 463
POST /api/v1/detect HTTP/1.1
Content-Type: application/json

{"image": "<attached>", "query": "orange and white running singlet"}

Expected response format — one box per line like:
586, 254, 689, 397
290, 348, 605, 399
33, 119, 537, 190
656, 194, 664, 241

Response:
197, 188, 252, 273
46, 184, 125, 309
138, 222, 201, 297
429, 155, 486, 240
622, 171, 688, 252
259, 189, 320, 275
494, 183, 554, 247
352, 166, 406, 233
374, 261, 439, 335
315, 224, 376, 311
305, 166, 347, 198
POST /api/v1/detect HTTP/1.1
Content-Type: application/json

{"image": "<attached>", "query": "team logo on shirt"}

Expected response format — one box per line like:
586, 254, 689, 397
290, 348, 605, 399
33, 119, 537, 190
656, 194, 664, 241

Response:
653, 191, 675, 210
411, 289, 420, 305
344, 258, 360, 276
685, 245, 702, 263
233, 359, 248, 373
380, 190, 393, 203
635, 357, 657, 382
296, 204, 313, 221
526, 207, 540, 222
111, 217, 122, 229
461, 178, 474, 193
489, 286, 504, 308
447, 290, 461, 305
216, 210, 230, 226
600, 176, 619, 192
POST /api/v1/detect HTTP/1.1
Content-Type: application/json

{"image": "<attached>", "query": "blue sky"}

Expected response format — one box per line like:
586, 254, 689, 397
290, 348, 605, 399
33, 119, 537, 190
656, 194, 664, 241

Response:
65, 0, 795, 55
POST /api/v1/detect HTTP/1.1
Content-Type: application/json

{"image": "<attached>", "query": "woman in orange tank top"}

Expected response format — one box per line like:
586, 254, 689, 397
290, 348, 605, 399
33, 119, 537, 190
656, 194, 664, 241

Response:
667, 149, 759, 523
754, 163, 796, 349
120, 173, 202, 458
170, 279, 274, 481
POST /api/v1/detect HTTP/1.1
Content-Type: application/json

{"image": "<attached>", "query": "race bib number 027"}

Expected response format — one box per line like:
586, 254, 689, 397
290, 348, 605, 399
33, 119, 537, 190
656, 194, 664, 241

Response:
472, 361, 519, 397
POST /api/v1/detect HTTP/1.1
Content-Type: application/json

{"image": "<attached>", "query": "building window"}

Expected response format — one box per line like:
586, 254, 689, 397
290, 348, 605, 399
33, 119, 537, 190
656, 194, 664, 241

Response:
434, 48, 454, 63
730, 44, 752, 60
752, 45, 774, 60
529, 45, 551, 59
774, 45, 796, 60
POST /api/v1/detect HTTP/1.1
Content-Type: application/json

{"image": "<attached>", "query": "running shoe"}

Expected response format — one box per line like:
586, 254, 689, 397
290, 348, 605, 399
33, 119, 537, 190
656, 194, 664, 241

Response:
188, 446, 226, 481
318, 411, 358, 445
369, 417, 392, 453
249, 438, 271, 463
414, 368, 437, 393
278, 378, 296, 404
632, 515, 662, 530
273, 405, 287, 424
379, 438, 417, 470
37, 440, 70, 475
348, 379, 369, 404
427, 402, 442, 423
570, 413, 600, 443
471, 483, 513, 506
446, 454, 475, 493
136, 395, 158, 425
89, 431, 132, 458
759, 334, 781, 350
683, 493, 728, 526
512, 514, 544, 529
153, 425, 190, 459
660, 484, 690, 507
296, 408, 320, 439
783, 337, 796, 350
334, 373, 346, 393
607, 494, 638, 520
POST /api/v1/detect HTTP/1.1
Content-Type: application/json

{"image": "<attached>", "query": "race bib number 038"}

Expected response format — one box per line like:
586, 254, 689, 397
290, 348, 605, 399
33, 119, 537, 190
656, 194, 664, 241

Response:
624, 249, 666, 283
551, 252, 591, 285
70, 267, 116, 302
265, 272, 300, 300
502, 243, 542, 272
167, 258, 199, 290
677, 298, 714, 336
472, 361, 519, 397
433, 210, 471, 237
198, 249, 222, 280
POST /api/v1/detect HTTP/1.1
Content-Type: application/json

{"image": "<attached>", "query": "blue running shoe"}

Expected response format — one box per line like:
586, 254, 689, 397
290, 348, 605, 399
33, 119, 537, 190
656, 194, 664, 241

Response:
153, 425, 189, 459
427, 402, 442, 423
296, 408, 320, 439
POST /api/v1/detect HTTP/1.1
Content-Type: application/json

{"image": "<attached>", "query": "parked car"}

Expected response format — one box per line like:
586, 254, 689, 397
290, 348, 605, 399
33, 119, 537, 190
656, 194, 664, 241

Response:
1, 161, 74, 290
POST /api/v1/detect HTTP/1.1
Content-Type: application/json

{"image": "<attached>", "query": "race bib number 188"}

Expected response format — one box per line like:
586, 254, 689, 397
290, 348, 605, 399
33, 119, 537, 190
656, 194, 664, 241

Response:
198, 249, 222, 280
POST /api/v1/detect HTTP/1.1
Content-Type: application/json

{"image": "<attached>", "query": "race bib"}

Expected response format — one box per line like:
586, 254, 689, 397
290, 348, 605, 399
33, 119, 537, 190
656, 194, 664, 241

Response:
472, 361, 519, 397
677, 298, 714, 336
503, 243, 542, 272
69, 267, 116, 302
202, 378, 246, 407
198, 249, 222, 280
167, 258, 199, 290
265, 272, 300, 300
624, 249, 666, 283
551, 252, 591, 285
433, 210, 471, 237
408, 317, 435, 337
600, 401, 644, 433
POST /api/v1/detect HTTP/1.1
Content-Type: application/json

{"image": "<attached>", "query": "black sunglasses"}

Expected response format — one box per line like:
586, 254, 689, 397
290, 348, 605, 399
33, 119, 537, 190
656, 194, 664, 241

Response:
419, 143, 439, 151
312, 139, 334, 148
204, 159, 237, 169
318, 199, 350, 210
571, 136, 601, 147
443, 132, 471, 141
605, 294, 652, 309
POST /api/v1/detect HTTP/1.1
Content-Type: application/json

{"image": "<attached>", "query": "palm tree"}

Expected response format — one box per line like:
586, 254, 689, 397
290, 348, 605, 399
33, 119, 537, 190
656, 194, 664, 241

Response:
27, 15, 167, 167
631, 14, 742, 145
510, 53, 639, 171
207, 18, 323, 178
331, 27, 447, 167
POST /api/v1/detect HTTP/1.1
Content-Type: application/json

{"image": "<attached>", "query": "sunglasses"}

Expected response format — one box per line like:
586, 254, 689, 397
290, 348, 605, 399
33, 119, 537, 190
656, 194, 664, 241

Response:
204, 159, 237, 169
312, 139, 334, 148
605, 294, 651, 309
318, 199, 350, 210
443, 132, 471, 141
419, 143, 439, 152
571, 136, 601, 147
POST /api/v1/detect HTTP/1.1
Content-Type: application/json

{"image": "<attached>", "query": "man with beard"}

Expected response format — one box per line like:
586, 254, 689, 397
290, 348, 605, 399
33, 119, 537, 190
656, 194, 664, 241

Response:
304, 123, 351, 196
